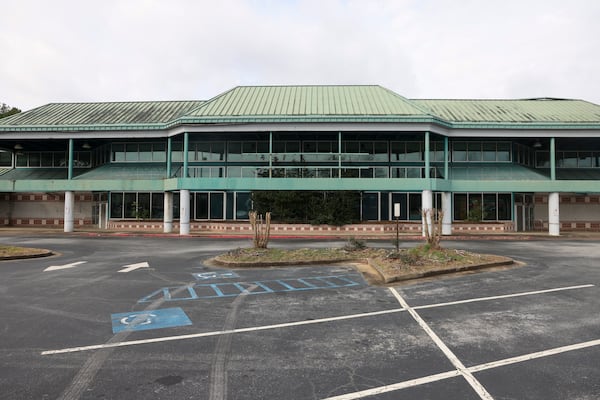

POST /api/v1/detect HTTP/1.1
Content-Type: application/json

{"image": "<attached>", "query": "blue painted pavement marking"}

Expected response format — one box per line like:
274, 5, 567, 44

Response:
193, 271, 240, 280
138, 274, 362, 303
111, 307, 192, 333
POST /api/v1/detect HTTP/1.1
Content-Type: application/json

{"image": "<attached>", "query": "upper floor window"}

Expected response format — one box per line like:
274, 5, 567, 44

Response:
111, 143, 166, 162
15, 151, 91, 168
0, 150, 12, 167
452, 141, 511, 162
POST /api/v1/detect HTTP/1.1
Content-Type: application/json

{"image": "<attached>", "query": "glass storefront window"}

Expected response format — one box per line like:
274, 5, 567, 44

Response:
151, 193, 164, 219
497, 194, 511, 220
362, 193, 379, 221
110, 193, 123, 218
236, 192, 251, 219
483, 194, 497, 220
210, 193, 224, 219
123, 193, 137, 218
391, 193, 408, 220
408, 193, 422, 220
195, 193, 209, 219
454, 194, 467, 221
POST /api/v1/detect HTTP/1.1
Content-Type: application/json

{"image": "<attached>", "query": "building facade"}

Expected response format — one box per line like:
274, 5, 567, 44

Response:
1, 85, 600, 235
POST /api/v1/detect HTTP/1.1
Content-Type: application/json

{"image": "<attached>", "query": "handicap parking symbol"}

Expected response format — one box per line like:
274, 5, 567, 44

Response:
193, 271, 239, 280
111, 307, 192, 334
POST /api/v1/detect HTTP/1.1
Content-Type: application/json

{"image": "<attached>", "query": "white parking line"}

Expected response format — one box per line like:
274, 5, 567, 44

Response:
390, 288, 494, 400
41, 308, 406, 355
322, 370, 462, 400
41, 283, 595, 356
323, 338, 600, 400
468, 338, 600, 373
413, 284, 595, 311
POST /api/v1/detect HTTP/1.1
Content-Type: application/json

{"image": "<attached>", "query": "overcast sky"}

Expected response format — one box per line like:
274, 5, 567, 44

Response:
1, 0, 599, 111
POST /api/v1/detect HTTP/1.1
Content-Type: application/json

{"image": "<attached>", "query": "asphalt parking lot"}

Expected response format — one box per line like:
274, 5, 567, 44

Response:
0, 235, 598, 399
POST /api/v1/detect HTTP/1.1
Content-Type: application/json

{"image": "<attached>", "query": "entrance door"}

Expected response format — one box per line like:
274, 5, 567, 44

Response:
514, 194, 534, 232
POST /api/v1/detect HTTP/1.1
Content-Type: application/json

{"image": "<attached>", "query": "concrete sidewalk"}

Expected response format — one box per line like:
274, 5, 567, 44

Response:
1, 226, 599, 240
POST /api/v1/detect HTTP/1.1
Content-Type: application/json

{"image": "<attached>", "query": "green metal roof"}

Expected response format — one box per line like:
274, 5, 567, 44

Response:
0, 100, 204, 128
182, 85, 431, 123
1, 86, 600, 132
413, 99, 600, 124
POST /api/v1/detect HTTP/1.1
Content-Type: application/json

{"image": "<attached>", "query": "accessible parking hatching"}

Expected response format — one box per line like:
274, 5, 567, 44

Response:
138, 274, 363, 303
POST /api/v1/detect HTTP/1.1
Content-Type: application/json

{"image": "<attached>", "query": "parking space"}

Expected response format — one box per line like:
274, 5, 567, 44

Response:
0, 236, 598, 399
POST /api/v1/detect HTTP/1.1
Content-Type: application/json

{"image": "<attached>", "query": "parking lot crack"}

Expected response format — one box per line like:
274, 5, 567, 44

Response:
208, 284, 257, 400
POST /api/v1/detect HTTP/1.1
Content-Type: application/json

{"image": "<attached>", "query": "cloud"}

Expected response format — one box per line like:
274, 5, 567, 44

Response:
1, 0, 599, 110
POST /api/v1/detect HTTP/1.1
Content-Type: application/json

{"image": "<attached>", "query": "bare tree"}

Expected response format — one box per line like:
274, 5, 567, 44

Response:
249, 211, 271, 249
421, 209, 444, 249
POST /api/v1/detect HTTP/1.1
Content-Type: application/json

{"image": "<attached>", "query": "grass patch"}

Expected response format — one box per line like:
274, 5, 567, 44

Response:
216, 244, 510, 282
219, 247, 359, 263
0, 245, 50, 258
373, 244, 506, 276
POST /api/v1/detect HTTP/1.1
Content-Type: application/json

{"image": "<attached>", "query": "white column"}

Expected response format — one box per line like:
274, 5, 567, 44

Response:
163, 192, 173, 233
421, 189, 433, 237
179, 189, 190, 235
442, 192, 452, 235
548, 192, 560, 236
64, 191, 74, 233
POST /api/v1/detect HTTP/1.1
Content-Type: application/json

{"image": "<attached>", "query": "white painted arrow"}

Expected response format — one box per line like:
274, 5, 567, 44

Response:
44, 261, 87, 272
118, 262, 150, 273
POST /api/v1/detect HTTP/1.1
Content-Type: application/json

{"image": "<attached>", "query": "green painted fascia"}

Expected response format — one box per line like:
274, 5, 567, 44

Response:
450, 122, 600, 130
0, 123, 165, 132
175, 177, 436, 192
176, 115, 447, 126
448, 180, 600, 192
3, 177, 600, 193
1, 179, 166, 192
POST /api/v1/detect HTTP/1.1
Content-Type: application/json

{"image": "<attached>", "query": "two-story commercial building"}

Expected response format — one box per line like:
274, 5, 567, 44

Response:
1, 85, 600, 235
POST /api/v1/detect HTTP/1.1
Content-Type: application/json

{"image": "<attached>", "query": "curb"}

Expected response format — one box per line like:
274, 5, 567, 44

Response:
210, 254, 516, 285
210, 256, 359, 268
370, 257, 516, 284
0, 250, 54, 261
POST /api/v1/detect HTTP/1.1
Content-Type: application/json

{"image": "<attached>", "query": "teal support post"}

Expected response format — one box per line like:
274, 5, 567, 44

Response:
269, 131, 273, 178
338, 131, 342, 178
183, 132, 189, 178
424, 131, 430, 179
550, 137, 556, 181
67, 138, 74, 180
444, 136, 449, 180
166, 137, 172, 178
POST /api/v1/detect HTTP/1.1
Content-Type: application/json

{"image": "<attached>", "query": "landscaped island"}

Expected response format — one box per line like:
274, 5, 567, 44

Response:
213, 242, 514, 284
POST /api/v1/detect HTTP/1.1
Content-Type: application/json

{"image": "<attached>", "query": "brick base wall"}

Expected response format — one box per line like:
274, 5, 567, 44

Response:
107, 220, 514, 233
